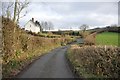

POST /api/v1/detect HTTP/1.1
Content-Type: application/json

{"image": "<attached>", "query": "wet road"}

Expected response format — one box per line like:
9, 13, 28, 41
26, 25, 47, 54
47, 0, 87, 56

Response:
17, 38, 83, 78
17, 46, 74, 78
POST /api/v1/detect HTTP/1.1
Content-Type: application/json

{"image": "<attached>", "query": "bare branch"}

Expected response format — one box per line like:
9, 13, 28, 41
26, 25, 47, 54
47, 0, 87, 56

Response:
2, 2, 14, 19
16, 0, 30, 23
6, 3, 14, 19
80, 24, 89, 32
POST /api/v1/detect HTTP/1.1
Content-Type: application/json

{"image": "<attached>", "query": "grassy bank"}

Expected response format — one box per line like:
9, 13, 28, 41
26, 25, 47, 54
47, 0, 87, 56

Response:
2, 18, 74, 78
96, 32, 119, 46
67, 44, 120, 78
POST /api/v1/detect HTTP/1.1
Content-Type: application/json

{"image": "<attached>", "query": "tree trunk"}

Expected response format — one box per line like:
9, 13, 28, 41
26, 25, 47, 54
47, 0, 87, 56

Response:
13, 0, 18, 22
16, 12, 20, 23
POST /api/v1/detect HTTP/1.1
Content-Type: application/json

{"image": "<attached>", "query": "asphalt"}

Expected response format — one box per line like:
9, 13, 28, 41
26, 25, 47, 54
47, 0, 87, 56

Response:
17, 46, 74, 78
17, 38, 84, 78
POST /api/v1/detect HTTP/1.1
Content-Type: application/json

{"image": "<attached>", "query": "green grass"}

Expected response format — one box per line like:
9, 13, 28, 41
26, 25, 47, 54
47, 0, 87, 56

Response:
96, 32, 119, 46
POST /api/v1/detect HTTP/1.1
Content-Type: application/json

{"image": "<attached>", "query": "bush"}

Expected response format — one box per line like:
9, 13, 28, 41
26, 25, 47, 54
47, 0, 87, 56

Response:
84, 32, 96, 45
67, 45, 120, 78
2, 17, 75, 78
80, 31, 89, 38
2, 18, 62, 77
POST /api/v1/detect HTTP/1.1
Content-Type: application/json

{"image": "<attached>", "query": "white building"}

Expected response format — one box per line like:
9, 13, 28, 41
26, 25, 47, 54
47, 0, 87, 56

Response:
24, 18, 41, 33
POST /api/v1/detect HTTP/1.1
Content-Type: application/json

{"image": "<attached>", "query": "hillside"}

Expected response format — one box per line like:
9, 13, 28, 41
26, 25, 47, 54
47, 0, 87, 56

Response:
89, 26, 120, 33
2, 17, 74, 77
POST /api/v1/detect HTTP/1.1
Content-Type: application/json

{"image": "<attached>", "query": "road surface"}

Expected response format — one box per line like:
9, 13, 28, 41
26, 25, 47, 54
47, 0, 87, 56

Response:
17, 38, 83, 78
17, 46, 74, 78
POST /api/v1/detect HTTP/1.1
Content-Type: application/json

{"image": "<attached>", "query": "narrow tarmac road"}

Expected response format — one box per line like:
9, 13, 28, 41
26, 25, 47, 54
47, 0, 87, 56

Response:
17, 45, 74, 78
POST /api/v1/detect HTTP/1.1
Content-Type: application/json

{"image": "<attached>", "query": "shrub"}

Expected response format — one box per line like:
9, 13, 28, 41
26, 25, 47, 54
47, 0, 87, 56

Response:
80, 31, 89, 38
84, 32, 96, 45
2, 17, 75, 77
67, 45, 120, 78
2, 18, 62, 77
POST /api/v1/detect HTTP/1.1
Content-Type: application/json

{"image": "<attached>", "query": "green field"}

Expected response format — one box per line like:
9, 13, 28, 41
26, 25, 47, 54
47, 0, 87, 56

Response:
96, 32, 119, 46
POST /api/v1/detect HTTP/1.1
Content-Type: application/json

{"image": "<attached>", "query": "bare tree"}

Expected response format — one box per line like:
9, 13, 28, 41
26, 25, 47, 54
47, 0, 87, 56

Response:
80, 24, 89, 32
40, 21, 48, 31
13, 0, 18, 22
6, 3, 14, 19
40, 21, 54, 31
48, 21, 54, 30
2, 2, 14, 19
2, 0, 29, 23
16, 0, 29, 23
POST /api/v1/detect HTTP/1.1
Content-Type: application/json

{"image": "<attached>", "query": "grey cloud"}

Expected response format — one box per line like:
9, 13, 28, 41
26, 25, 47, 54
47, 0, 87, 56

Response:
19, 2, 118, 30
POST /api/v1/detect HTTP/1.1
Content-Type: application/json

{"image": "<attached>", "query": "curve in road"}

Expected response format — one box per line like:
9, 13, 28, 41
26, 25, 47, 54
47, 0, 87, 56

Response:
17, 46, 74, 78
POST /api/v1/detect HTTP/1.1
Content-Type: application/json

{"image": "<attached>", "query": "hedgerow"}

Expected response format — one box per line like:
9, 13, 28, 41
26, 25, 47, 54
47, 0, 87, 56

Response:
67, 45, 120, 78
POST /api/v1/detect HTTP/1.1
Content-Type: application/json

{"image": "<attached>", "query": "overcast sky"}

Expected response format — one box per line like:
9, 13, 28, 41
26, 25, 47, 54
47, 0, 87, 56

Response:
19, 2, 118, 30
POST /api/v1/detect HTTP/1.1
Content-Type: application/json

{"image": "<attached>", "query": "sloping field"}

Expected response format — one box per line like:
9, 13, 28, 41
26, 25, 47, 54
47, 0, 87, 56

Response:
96, 32, 119, 46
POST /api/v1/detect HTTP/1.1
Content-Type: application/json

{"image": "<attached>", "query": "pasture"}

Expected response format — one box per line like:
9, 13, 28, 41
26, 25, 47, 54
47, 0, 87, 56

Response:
96, 32, 119, 46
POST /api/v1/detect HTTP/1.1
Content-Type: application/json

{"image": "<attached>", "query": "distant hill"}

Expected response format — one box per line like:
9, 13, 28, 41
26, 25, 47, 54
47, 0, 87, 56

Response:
88, 26, 120, 33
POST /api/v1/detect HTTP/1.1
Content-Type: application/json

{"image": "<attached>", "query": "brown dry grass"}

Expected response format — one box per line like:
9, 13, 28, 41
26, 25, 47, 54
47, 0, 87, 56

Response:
2, 17, 74, 77
84, 32, 97, 45
80, 31, 89, 38
67, 44, 120, 78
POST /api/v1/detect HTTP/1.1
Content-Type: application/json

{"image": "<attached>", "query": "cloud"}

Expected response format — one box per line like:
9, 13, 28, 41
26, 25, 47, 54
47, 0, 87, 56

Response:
19, 2, 118, 30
